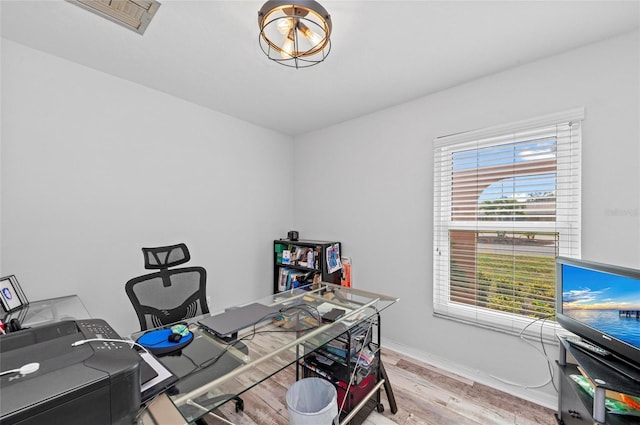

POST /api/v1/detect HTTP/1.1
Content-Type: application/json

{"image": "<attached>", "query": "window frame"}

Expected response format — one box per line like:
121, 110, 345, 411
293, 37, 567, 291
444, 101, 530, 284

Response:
433, 109, 583, 340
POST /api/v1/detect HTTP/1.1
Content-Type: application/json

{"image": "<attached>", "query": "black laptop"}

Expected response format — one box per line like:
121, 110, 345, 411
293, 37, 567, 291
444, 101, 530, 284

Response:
198, 303, 279, 338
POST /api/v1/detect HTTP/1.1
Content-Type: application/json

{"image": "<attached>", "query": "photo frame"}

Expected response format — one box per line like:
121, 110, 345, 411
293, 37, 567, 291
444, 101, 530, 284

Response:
0, 275, 29, 312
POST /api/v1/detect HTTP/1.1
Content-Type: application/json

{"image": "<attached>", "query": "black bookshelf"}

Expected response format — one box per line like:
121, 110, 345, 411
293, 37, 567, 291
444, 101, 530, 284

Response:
273, 239, 342, 293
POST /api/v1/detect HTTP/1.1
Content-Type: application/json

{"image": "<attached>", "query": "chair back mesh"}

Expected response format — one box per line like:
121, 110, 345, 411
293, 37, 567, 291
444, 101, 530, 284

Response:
125, 244, 209, 331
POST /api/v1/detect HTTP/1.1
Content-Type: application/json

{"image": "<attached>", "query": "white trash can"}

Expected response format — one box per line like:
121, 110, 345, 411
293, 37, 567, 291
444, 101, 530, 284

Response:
286, 377, 338, 425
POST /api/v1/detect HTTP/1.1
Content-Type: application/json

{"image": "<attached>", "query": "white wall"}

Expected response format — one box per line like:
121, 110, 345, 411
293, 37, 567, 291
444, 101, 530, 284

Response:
1, 39, 294, 335
293, 31, 640, 408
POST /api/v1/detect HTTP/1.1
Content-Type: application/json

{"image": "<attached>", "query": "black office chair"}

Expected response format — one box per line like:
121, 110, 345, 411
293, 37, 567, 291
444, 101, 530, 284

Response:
125, 243, 209, 331
125, 243, 246, 417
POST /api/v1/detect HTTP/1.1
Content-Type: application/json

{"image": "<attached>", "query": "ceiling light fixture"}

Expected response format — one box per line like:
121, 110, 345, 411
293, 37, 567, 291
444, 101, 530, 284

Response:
258, 1, 332, 69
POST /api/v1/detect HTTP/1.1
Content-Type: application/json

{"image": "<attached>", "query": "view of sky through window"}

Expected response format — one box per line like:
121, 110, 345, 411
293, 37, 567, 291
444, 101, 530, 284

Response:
452, 138, 557, 203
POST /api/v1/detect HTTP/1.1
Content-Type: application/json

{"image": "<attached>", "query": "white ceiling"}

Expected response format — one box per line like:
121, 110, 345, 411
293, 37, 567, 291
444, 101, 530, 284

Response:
2, 1, 639, 136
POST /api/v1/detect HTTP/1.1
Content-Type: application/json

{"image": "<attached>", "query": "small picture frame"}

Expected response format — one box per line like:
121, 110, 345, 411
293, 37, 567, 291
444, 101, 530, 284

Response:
0, 275, 29, 312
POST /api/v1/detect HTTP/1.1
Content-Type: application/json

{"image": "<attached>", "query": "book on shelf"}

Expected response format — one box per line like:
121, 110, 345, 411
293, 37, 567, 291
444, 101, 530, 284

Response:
341, 257, 352, 287
277, 267, 288, 292
282, 249, 291, 265
277, 267, 309, 291
350, 345, 376, 367
276, 246, 320, 269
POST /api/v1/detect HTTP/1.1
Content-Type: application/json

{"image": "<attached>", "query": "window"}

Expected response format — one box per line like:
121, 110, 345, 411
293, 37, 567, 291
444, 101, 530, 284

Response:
433, 109, 582, 338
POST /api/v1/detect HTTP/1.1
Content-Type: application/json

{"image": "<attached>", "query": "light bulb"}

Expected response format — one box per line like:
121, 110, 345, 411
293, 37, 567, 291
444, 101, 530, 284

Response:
276, 17, 293, 35
298, 22, 324, 47
280, 29, 295, 59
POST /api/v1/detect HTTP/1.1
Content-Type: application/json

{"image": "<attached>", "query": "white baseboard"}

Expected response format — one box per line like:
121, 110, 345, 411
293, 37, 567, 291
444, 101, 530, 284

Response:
381, 338, 558, 411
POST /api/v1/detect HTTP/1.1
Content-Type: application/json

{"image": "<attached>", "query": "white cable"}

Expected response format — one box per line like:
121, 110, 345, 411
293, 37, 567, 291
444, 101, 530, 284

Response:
186, 400, 236, 425
489, 315, 556, 390
0, 362, 40, 376
71, 338, 149, 353
489, 372, 553, 389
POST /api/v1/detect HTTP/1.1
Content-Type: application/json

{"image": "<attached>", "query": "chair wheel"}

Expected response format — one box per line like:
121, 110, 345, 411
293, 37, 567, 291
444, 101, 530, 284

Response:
376, 403, 384, 413
235, 398, 244, 412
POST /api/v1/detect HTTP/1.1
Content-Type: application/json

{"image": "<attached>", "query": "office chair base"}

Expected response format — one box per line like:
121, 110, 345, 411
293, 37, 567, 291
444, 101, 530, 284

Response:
234, 396, 244, 412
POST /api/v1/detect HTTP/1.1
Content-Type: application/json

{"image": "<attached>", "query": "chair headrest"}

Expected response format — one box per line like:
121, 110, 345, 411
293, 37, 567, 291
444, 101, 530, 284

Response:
142, 243, 190, 270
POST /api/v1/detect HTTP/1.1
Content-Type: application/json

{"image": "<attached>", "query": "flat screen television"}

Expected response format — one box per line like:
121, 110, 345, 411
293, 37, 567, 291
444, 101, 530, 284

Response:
556, 256, 640, 371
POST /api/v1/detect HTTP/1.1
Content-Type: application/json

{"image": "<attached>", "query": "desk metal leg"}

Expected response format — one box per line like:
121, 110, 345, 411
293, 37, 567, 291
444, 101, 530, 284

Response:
375, 311, 397, 415
593, 386, 606, 424
379, 359, 398, 414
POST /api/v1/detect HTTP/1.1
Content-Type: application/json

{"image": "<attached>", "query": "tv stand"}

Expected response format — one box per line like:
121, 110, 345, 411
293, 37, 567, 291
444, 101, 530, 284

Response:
556, 336, 640, 424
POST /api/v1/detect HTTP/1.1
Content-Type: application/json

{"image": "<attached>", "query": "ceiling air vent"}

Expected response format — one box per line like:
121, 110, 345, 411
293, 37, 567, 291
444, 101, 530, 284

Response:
66, 0, 161, 35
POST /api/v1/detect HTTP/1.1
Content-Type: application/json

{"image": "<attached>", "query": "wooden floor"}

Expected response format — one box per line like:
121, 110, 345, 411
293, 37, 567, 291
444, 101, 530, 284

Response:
202, 347, 557, 425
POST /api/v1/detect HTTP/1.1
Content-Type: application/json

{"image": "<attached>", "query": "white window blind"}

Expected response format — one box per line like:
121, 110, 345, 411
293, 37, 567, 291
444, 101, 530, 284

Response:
433, 109, 582, 338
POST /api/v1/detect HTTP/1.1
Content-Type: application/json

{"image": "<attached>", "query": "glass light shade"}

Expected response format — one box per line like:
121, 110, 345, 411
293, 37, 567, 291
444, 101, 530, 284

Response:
276, 17, 294, 35
298, 21, 323, 47
281, 29, 295, 59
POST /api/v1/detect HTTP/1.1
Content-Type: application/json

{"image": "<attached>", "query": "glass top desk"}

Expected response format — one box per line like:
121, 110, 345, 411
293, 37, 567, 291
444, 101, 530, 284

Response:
1, 295, 91, 328
132, 283, 398, 424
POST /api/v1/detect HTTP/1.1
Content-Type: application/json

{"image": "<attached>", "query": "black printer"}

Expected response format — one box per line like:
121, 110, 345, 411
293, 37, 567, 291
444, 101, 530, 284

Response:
0, 319, 141, 425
